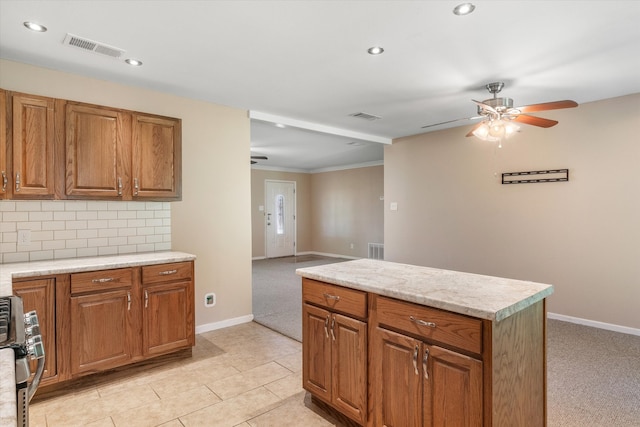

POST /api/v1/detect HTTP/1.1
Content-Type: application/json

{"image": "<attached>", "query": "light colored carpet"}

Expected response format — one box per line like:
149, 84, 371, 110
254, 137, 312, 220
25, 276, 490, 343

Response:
252, 255, 348, 342
252, 257, 640, 426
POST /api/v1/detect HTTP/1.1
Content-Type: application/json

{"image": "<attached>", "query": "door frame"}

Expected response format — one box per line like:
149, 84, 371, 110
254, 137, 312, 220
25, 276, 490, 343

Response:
264, 179, 297, 258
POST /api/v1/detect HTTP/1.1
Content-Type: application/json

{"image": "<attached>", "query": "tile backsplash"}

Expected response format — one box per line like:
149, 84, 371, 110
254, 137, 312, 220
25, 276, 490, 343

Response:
0, 200, 171, 264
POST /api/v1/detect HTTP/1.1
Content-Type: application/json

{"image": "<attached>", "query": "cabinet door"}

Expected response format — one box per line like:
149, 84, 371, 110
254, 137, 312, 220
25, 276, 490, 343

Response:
13, 278, 57, 382
331, 313, 367, 425
132, 113, 181, 200
11, 92, 55, 198
1, 89, 8, 199
70, 289, 133, 375
373, 327, 422, 427
302, 303, 332, 403
142, 281, 194, 357
423, 345, 483, 427
65, 103, 131, 199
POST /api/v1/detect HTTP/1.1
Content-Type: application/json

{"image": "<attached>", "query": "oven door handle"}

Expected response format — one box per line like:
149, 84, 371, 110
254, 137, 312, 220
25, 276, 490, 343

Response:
27, 355, 45, 402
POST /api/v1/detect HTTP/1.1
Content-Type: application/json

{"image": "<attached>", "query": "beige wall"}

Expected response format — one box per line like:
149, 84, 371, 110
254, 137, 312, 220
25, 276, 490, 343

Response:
251, 169, 311, 257
311, 166, 384, 258
0, 59, 252, 329
385, 93, 640, 329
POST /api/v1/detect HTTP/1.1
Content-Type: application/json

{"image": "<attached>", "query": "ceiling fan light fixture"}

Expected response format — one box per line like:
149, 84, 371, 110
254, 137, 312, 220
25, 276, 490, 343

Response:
23, 21, 47, 32
453, 3, 475, 16
125, 58, 143, 66
367, 46, 384, 55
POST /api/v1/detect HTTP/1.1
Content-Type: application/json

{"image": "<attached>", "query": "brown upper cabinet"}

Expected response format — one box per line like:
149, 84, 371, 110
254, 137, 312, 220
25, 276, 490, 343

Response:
0, 89, 182, 201
1, 89, 7, 199
132, 113, 181, 199
3, 92, 56, 199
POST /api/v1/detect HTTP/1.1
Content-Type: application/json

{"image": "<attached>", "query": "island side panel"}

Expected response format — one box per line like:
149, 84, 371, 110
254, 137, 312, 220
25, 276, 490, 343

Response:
491, 299, 546, 426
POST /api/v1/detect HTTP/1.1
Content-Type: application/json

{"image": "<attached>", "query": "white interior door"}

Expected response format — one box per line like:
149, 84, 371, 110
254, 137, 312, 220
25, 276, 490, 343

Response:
265, 180, 296, 258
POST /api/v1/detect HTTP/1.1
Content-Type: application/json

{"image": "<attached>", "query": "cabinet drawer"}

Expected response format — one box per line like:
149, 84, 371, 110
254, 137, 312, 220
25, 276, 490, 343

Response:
71, 268, 133, 294
142, 262, 192, 285
302, 278, 367, 319
376, 296, 482, 354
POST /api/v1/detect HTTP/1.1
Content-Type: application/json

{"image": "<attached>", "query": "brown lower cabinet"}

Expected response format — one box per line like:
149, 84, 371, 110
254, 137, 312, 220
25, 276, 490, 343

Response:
302, 278, 547, 427
12, 261, 195, 387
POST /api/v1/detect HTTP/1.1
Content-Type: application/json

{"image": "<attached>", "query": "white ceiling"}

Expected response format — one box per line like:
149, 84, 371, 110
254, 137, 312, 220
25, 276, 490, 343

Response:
1, 1, 639, 171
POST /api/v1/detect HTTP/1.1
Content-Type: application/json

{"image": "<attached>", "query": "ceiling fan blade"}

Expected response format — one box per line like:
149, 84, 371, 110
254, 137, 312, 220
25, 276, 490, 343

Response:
513, 115, 558, 128
516, 100, 578, 113
421, 116, 481, 129
250, 155, 268, 160
465, 122, 485, 137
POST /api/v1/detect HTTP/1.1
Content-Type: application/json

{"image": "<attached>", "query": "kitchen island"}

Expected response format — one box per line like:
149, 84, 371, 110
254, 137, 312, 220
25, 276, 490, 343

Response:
297, 259, 553, 426
0, 251, 196, 427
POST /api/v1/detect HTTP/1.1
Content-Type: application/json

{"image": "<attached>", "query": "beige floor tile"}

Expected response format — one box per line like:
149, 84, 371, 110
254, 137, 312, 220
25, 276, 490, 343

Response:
85, 417, 116, 427
207, 361, 293, 400
157, 420, 186, 427
111, 384, 220, 427
264, 371, 304, 400
274, 351, 302, 373
180, 387, 281, 427
246, 392, 337, 427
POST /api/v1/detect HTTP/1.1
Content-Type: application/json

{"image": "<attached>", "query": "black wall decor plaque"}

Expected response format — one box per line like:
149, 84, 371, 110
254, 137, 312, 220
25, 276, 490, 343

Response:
502, 169, 569, 185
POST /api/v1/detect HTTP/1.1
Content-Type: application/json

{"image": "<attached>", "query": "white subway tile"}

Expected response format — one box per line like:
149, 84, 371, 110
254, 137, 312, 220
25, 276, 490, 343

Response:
66, 239, 87, 249
154, 242, 171, 251
98, 229, 118, 238
53, 211, 76, 221
86, 201, 109, 211
127, 219, 145, 228
88, 238, 109, 247
136, 227, 154, 236
154, 210, 171, 218
15, 201, 41, 211
3, 233, 17, 243
41, 201, 65, 211
54, 248, 77, 259
3, 211, 29, 221
54, 230, 77, 240
108, 237, 127, 246
136, 211, 154, 219
29, 211, 53, 221
77, 229, 98, 239
17, 222, 42, 231
107, 202, 123, 211
0, 222, 16, 232
42, 221, 65, 231
155, 226, 171, 235
117, 211, 137, 219
32, 231, 54, 241
145, 202, 163, 210
118, 245, 137, 254
127, 235, 145, 245
162, 218, 171, 226
163, 234, 172, 242
145, 234, 162, 243
18, 241, 42, 252
65, 201, 87, 211
118, 228, 136, 237
87, 220, 108, 229
136, 244, 155, 253
98, 211, 118, 220
65, 220, 88, 230
77, 247, 99, 258
0, 201, 16, 211
108, 219, 127, 228
145, 219, 163, 227
98, 246, 118, 256
42, 240, 66, 250
1, 242, 17, 252
30, 251, 54, 262
76, 211, 98, 220
3, 252, 29, 263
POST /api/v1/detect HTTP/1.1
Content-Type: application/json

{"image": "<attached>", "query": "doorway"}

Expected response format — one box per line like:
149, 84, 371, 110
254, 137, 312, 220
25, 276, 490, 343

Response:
265, 180, 296, 258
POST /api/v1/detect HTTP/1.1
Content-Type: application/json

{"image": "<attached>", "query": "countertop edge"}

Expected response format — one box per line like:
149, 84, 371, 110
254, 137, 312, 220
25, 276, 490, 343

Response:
0, 349, 17, 427
1, 251, 196, 296
296, 260, 554, 322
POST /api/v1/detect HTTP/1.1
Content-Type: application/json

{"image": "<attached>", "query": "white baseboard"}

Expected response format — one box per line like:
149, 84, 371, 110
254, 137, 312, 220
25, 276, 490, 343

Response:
547, 312, 640, 337
306, 251, 360, 260
251, 256, 266, 260
195, 314, 254, 334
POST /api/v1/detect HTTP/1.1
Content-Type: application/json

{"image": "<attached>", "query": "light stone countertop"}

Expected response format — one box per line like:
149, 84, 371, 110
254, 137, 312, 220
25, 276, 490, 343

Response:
0, 251, 196, 427
0, 349, 16, 427
296, 258, 553, 322
0, 251, 196, 297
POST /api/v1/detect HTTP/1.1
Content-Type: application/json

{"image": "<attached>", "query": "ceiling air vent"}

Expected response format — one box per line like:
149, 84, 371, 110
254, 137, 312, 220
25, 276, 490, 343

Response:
63, 33, 125, 59
349, 112, 382, 121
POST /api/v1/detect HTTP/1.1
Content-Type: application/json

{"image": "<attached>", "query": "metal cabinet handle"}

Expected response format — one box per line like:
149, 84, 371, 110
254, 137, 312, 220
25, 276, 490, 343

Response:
91, 277, 115, 284
117, 177, 122, 196
323, 293, 341, 301
133, 178, 139, 196
324, 315, 329, 338
423, 348, 430, 380
1, 171, 6, 192
144, 290, 149, 308
158, 269, 178, 276
127, 291, 131, 311
15, 172, 20, 192
410, 316, 437, 328
413, 345, 419, 375
330, 316, 336, 341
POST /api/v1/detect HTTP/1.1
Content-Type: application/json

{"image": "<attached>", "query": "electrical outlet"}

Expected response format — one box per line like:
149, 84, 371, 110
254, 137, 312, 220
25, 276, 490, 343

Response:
17, 229, 31, 245
204, 293, 216, 307
350, 243, 354, 249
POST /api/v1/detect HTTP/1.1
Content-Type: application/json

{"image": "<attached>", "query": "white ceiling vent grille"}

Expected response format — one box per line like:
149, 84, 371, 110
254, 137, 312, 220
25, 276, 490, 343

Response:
63, 33, 125, 59
349, 112, 382, 121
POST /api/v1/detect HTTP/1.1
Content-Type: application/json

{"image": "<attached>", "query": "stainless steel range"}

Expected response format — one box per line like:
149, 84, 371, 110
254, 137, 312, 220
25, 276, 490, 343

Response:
0, 295, 45, 427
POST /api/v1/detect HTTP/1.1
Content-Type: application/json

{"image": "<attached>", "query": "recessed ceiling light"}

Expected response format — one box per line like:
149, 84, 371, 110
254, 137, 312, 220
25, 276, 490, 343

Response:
125, 58, 143, 66
23, 21, 47, 32
367, 46, 384, 55
453, 3, 475, 16
275, 123, 286, 128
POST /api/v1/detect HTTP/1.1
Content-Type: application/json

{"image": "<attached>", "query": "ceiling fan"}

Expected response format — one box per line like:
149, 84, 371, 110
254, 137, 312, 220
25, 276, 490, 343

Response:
422, 82, 578, 144
250, 155, 268, 165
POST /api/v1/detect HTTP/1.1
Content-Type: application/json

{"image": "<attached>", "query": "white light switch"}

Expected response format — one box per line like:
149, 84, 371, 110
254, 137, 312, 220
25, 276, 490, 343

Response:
258, 205, 264, 212
390, 202, 398, 211
18, 229, 31, 245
